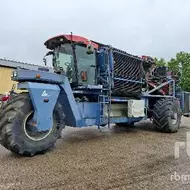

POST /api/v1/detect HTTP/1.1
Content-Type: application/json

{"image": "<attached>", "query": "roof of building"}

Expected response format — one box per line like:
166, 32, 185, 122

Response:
0, 58, 54, 72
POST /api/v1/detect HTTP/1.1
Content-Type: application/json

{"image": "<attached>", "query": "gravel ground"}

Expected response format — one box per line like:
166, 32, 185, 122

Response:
0, 118, 190, 190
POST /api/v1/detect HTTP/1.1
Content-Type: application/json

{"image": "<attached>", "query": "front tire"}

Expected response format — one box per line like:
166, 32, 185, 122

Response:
0, 93, 65, 156
152, 98, 181, 133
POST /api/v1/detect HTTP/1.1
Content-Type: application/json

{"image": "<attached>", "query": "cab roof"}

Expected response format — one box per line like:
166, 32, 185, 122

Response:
44, 34, 99, 50
44, 34, 152, 66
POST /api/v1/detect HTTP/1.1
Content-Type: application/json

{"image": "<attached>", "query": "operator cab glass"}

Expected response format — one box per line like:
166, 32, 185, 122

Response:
53, 43, 96, 86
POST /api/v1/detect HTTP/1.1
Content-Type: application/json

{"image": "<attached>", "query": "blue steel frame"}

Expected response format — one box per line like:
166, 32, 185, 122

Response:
13, 67, 144, 131
11, 43, 190, 132
143, 79, 176, 97
176, 91, 190, 115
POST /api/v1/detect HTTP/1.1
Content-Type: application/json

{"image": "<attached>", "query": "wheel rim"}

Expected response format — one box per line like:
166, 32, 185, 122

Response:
171, 111, 178, 125
23, 111, 53, 141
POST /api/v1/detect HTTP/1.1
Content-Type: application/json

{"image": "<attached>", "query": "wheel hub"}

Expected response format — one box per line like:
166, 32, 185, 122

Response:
23, 112, 53, 141
171, 111, 178, 125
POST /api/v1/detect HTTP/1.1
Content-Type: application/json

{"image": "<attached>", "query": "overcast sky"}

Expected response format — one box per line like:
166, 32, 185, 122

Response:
0, 0, 190, 65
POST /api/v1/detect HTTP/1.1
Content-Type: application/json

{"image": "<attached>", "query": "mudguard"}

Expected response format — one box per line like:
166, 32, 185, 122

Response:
18, 82, 60, 131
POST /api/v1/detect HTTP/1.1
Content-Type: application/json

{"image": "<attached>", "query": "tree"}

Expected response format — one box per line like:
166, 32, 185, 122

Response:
168, 51, 190, 91
154, 57, 167, 66
154, 52, 190, 91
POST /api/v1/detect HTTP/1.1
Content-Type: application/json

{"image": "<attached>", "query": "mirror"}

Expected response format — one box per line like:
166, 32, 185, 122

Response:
46, 51, 54, 56
43, 51, 54, 66
43, 57, 47, 66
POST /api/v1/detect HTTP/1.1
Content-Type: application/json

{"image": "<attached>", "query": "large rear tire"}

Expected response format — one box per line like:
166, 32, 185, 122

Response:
0, 93, 65, 156
152, 98, 181, 133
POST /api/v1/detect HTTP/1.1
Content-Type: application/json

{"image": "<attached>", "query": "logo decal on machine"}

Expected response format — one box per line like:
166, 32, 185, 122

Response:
41, 90, 50, 97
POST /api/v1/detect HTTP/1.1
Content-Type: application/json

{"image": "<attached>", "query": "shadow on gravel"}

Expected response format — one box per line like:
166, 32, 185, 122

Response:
112, 120, 156, 133
135, 121, 157, 132
59, 121, 156, 144
0, 122, 155, 158
1, 120, 187, 159
110, 125, 138, 133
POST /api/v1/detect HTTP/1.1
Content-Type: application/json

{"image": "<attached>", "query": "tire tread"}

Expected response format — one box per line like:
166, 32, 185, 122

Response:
0, 93, 64, 156
152, 98, 181, 133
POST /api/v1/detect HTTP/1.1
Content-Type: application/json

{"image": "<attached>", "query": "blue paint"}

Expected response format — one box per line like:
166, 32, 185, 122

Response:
114, 77, 144, 84
145, 79, 174, 95
77, 102, 99, 119
142, 94, 173, 98
110, 117, 143, 124
181, 91, 185, 112
110, 96, 129, 102
16, 72, 147, 129
175, 92, 183, 111
108, 47, 114, 72
12, 69, 64, 84
108, 47, 114, 89
13, 44, 188, 133
58, 77, 84, 127
74, 85, 103, 90
19, 82, 60, 131
111, 98, 128, 102
72, 90, 101, 95
97, 48, 107, 72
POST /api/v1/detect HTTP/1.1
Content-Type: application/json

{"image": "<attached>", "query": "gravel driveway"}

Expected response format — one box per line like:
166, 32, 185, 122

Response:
0, 118, 190, 190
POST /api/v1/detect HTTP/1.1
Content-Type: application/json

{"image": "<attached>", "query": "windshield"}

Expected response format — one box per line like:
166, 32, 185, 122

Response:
54, 43, 96, 85
53, 44, 75, 82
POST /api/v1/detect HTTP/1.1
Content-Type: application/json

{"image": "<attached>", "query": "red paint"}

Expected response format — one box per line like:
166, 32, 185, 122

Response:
1, 95, 9, 101
148, 81, 156, 88
80, 71, 87, 81
141, 55, 154, 62
148, 82, 166, 95
162, 84, 169, 94
45, 34, 99, 49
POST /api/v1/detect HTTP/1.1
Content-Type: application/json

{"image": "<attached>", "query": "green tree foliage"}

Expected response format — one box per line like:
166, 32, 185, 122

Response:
154, 51, 190, 91
154, 57, 167, 66
169, 51, 190, 92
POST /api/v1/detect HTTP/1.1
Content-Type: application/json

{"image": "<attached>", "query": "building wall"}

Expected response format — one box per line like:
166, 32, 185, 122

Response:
0, 59, 54, 95
0, 66, 18, 94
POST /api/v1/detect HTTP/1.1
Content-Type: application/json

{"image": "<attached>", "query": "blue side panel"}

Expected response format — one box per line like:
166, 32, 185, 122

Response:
77, 103, 99, 119
177, 91, 190, 115
17, 79, 146, 129
108, 48, 114, 72
18, 82, 60, 131
77, 102, 100, 126
176, 91, 184, 111
110, 117, 144, 124
76, 102, 144, 126
97, 48, 106, 72
59, 77, 84, 127
181, 92, 185, 111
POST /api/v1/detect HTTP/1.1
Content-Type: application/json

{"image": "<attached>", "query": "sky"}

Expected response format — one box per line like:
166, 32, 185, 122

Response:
0, 0, 190, 65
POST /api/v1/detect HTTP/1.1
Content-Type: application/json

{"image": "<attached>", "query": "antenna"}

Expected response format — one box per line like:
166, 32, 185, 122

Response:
71, 32, 73, 43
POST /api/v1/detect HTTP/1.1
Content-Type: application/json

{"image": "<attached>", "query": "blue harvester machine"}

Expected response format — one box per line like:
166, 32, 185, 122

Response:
0, 33, 189, 156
